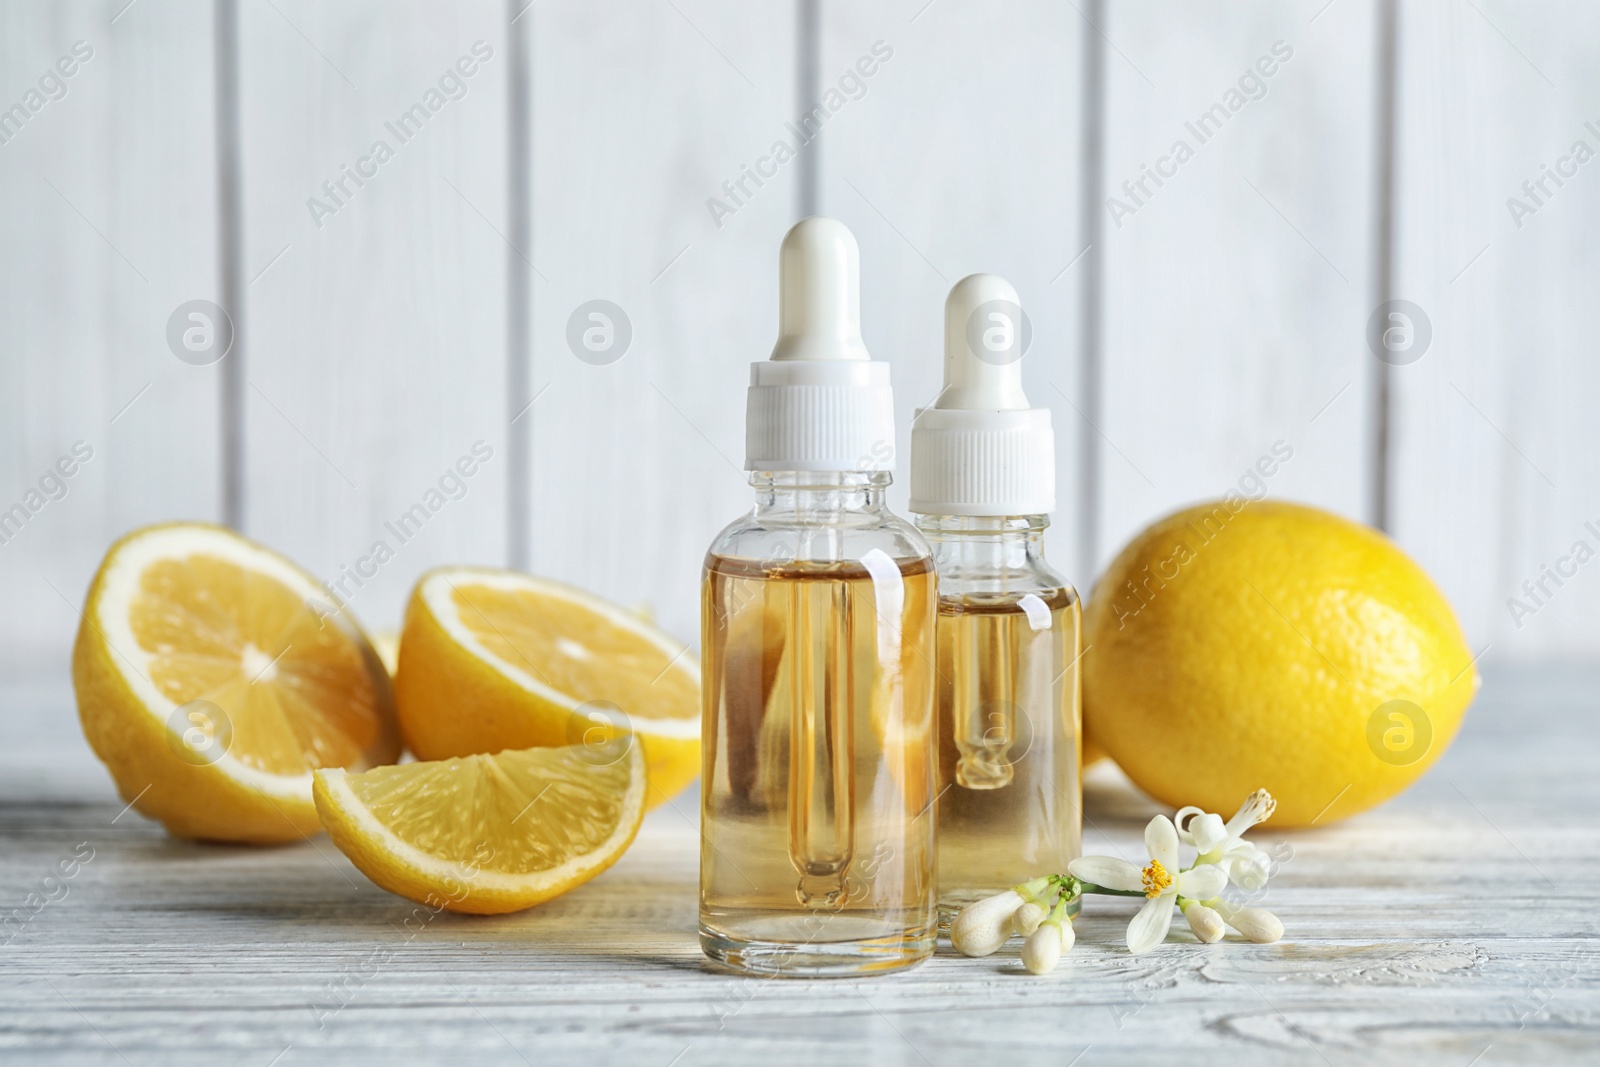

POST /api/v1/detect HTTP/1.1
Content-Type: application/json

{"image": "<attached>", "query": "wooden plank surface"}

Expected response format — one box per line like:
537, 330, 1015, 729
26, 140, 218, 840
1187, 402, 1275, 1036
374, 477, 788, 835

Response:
525, 0, 798, 648
1094, 0, 1380, 573
237, 0, 509, 636
0, 0, 223, 665
3, 663, 1597, 1065
817, 0, 1088, 581
7, 1, 1600, 675
1388, 0, 1600, 659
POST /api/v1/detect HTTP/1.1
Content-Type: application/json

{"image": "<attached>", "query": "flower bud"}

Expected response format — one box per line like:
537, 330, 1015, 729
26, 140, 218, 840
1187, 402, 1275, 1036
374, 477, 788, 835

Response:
1212, 899, 1283, 944
1183, 901, 1224, 944
950, 890, 1024, 957
1057, 915, 1076, 953
1228, 906, 1283, 944
1012, 901, 1047, 936
1021, 920, 1068, 975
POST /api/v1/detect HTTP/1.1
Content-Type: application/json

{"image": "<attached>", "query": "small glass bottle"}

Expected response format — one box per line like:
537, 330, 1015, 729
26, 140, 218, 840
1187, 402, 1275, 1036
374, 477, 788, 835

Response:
699, 218, 938, 976
908, 274, 1082, 919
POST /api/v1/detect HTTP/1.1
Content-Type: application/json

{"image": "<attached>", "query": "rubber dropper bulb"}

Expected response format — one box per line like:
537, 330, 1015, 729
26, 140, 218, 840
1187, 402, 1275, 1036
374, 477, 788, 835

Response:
935, 273, 1030, 411
769, 216, 870, 363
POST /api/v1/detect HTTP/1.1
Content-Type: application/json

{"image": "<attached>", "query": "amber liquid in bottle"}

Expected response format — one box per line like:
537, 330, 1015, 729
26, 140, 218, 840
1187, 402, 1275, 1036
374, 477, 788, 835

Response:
700, 553, 937, 975
934, 587, 1081, 914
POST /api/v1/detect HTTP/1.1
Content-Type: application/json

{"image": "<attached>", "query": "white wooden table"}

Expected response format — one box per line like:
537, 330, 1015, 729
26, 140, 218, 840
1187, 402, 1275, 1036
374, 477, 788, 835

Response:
2, 664, 1597, 1066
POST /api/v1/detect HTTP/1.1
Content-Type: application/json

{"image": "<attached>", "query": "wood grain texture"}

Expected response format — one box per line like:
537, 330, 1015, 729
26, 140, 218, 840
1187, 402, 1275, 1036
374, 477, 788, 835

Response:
237, 0, 509, 636
1094, 1, 1380, 576
816, 0, 1088, 584
3, 664, 1597, 1065
525, 0, 798, 650
1388, 0, 1600, 659
7, 2, 1600, 668
0, 0, 222, 666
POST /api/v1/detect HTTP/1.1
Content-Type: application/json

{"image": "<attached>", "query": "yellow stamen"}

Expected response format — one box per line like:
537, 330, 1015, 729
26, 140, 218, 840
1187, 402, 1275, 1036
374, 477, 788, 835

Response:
1142, 859, 1173, 899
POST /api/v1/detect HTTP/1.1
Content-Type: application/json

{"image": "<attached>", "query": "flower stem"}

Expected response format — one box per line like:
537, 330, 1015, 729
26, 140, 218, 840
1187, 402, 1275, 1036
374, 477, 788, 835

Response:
1076, 882, 1147, 898
1013, 875, 1055, 903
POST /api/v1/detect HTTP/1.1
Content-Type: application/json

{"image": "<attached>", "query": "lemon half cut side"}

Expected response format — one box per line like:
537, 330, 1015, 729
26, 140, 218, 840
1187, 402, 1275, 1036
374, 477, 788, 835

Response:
73, 523, 399, 842
396, 566, 701, 807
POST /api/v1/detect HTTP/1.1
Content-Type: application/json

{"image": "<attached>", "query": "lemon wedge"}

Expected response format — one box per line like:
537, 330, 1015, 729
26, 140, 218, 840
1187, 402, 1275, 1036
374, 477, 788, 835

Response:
313, 743, 646, 914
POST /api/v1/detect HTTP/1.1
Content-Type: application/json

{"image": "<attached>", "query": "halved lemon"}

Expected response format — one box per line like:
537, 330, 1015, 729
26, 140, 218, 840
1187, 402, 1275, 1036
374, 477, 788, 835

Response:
313, 742, 646, 914
395, 567, 700, 807
72, 523, 399, 842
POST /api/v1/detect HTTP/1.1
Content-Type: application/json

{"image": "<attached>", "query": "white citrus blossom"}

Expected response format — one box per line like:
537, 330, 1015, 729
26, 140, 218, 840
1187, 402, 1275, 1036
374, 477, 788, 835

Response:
1175, 789, 1278, 890
1069, 816, 1228, 955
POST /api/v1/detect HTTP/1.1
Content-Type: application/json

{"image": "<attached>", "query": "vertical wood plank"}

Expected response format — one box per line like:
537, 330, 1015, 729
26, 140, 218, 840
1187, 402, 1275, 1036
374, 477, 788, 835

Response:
0, 0, 221, 666
1095, 1, 1379, 573
237, 0, 508, 634
817, 0, 1089, 585
527, 0, 798, 646
1390, 0, 1600, 658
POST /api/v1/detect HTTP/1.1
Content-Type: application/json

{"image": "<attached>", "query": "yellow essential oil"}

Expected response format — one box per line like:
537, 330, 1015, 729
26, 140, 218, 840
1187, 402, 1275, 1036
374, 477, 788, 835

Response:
700, 553, 937, 972
932, 581, 1081, 913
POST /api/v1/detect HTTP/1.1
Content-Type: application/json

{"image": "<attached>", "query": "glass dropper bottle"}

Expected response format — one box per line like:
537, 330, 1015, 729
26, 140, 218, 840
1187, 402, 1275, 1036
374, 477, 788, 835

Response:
698, 218, 938, 976
908, 273, 1082, 920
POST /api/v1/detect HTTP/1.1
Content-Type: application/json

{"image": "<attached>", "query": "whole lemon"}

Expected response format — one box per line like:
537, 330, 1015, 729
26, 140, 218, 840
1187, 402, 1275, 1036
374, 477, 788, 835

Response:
1083, 500, 1477, 827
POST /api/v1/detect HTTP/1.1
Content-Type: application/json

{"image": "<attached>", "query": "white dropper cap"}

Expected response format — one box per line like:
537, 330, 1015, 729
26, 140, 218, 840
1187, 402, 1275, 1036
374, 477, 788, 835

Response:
908, 273, 1056, 515
745, 217, 896, 472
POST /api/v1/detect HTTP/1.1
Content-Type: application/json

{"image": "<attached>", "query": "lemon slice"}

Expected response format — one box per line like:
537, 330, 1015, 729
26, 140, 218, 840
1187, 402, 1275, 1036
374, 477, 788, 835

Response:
313, 742, 646, 914
395, 567, 700, 807
72, 523, 399, 842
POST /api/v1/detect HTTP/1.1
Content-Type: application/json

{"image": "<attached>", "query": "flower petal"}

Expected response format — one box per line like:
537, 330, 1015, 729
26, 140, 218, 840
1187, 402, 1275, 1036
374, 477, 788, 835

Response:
1068, 856, 1143, 893
1188, 813, 1229, 854
1176, 863, 1228, 901
1145, 815, 1179, 873
1223, 844, 1272, 890
1127, 896, 1174, 955
1224, 789, 1277, 837
1173, 805, 1206, 845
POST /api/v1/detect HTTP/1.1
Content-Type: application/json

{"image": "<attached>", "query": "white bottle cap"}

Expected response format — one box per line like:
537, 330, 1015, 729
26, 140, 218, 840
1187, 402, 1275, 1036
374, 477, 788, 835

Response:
745, 217, 896, 472
908, 273, 1055, 515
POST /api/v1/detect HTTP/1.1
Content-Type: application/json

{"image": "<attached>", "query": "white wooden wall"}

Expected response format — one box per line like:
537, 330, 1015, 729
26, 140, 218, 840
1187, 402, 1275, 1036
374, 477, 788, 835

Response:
2, 0, 1596, 672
